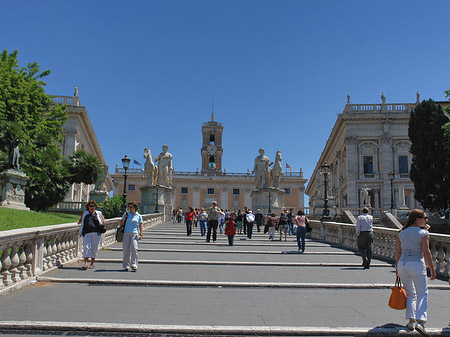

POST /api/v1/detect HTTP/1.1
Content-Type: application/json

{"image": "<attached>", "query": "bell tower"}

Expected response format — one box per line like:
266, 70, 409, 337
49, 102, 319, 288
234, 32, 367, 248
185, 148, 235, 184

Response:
201, 112, 223, 173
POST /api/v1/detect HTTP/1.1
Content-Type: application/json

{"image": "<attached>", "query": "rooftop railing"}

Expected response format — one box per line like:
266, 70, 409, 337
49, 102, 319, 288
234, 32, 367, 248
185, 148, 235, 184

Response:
50, 96, 81, 107
344, 103, 415, 114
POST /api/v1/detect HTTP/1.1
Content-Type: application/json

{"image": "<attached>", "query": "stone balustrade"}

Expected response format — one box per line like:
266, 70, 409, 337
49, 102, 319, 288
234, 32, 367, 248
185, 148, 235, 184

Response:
344, 103, 415, 114
0, 213, 163, 291
309, 220, 450, 278
50, 95, 81, 107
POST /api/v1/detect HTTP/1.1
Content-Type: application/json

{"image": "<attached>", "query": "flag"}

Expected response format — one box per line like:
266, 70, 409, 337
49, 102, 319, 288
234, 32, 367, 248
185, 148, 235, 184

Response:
209, 162, 217, 169
286, 163, 292, 171
133, 159, 142, 166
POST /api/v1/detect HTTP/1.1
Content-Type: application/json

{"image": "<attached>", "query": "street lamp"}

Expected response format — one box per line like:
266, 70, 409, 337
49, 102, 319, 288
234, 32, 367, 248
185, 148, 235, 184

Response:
388, 170, 395, 214
321, 162, 331, 220
268, 191, 272, 215
120, 155, 131, 213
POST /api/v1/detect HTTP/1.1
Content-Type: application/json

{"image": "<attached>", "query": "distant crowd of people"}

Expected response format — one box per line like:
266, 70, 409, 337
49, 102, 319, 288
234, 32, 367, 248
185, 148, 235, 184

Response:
172, 203, 311, 252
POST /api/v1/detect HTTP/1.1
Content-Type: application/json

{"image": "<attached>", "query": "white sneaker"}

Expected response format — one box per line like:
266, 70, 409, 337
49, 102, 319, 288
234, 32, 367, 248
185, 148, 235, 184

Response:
406, 322, 416, 331
415, 323, 430, 337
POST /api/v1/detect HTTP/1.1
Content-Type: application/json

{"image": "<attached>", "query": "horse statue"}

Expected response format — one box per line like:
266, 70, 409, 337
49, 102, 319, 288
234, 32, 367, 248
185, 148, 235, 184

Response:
269, 150, 283, 188
143, 147, 157, 186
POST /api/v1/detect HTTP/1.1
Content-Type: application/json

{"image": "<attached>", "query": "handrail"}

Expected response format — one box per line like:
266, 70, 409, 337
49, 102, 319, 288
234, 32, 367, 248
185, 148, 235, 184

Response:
0, 213, 163, 292
308, 220, 450, 278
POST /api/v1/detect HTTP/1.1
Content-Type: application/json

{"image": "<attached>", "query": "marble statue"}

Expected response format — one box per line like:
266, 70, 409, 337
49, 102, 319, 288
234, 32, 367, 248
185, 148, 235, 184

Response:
347, 94, 350, 104
361, 186, 371, 207
74, 85, 78, 97
416, 91, 420, 104
154, 144, 173, 187
269, 150, 283, 188
253, 148, 272, 189
8, 139, 20, 170
143, 147, 157, 186
381, 92, 386, 104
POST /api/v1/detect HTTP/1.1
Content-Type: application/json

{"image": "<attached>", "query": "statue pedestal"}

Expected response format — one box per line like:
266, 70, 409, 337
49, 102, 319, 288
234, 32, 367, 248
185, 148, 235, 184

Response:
251, 187, 285, 216
140, 185, 173, 215
89, 190, 109, 204
0, 169, 30, 211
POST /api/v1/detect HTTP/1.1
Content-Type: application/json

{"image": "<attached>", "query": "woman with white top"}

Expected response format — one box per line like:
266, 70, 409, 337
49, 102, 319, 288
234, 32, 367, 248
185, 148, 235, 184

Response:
120, 201, 143, 272
78, 200, 106, 270
396, 209, 436, 336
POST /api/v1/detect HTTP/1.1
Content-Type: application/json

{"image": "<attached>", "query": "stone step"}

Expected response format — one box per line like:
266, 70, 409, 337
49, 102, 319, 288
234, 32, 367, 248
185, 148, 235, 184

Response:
0, 321, 447, 336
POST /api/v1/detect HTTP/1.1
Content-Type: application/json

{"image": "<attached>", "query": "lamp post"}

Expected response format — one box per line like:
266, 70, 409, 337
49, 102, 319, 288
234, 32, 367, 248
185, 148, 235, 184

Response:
120, 155, 131, 213
321, 162, 331, 220
154, 188, 159, 213
268, 191, 272, 215
388, 170, 394, 214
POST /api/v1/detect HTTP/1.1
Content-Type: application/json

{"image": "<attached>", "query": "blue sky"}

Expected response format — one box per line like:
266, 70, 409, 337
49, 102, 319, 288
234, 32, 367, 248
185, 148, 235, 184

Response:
2, 1, 450, 185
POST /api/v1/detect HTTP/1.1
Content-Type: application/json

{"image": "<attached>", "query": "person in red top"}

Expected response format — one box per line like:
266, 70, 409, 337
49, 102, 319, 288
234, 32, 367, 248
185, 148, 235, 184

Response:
225, 212, 237, 246
185, 207, 195, 236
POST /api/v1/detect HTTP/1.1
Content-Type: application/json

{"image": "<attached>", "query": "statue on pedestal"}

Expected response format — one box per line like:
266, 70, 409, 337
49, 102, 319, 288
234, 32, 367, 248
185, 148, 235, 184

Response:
143, 148, 157, 186
361, 186, 371, 207
8, 139, 20, 170
269, 150, 283, 188
154, 144, 173, 187
253, 148, 272, 190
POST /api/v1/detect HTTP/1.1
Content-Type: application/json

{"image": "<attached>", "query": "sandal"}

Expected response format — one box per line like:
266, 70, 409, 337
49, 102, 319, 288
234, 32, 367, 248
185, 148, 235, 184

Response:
81, 265, 88, 270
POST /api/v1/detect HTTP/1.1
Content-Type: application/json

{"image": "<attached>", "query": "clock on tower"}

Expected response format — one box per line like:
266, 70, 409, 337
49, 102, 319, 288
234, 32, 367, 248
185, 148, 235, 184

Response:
201, 112, 223, 173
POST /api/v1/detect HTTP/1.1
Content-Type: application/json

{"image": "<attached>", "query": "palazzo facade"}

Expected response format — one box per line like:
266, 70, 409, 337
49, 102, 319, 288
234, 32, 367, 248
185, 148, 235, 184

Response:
112, 114, 307, 212
52, 93, 114, 203
306, 95, 420, 214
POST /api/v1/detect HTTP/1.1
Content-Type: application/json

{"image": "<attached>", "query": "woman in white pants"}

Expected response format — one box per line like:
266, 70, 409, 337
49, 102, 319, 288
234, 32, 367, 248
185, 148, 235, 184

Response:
396, 209, 436, 336
78, 200, 106, 270
120, 201, 143, 272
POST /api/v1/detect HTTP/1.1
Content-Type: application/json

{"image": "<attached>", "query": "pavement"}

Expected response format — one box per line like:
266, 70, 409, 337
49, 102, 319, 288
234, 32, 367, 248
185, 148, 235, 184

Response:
1, 221, 450, 336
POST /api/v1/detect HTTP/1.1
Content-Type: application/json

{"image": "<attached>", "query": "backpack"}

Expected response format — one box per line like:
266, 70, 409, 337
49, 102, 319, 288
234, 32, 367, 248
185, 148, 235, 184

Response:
246, 213, 255, 223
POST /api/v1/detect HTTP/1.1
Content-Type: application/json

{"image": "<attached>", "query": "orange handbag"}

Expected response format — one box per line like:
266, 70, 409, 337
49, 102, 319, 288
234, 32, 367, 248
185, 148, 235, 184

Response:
388, 276, 407, 310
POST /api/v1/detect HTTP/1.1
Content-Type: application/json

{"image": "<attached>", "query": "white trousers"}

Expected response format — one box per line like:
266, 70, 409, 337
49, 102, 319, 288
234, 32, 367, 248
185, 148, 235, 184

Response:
397, 259, 428, 322
83, 232, 101, 258
122, 232, 139, 269
268, 227, 276, 239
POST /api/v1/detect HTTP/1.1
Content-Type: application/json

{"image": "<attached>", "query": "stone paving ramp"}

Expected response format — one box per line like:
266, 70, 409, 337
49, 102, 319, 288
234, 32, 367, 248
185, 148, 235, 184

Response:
0, 221, 450, 337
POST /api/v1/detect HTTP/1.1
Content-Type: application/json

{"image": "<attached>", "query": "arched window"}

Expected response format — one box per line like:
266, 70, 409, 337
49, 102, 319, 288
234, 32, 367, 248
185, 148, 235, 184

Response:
209, 156, 215, 163
209, 134, 215, 144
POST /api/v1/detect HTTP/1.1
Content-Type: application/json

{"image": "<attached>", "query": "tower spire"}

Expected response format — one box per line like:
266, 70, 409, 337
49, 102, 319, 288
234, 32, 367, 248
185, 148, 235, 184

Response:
211, 98, 215, 121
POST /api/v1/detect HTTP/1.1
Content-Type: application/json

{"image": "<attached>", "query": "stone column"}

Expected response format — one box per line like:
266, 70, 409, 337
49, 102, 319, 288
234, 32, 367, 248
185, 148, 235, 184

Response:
193, 187, 200, 209
345, 136, 358, 207
399, 185, 408, 209
221, 188, 228, 210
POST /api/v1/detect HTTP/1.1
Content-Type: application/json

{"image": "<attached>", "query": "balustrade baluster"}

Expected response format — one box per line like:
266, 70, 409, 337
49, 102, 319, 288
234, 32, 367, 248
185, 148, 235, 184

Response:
436, 242, 445, 274
9, 245, 20, 283
43, 240, 51, 270
24, 244, 33, 277
17, 246, 27, 280
1, 248, 12, 286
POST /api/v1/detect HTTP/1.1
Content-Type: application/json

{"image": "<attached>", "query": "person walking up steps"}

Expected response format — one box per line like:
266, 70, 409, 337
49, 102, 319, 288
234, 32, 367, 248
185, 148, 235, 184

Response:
294, 210, 307, 253
120, 201, 143, 272
356, 207, 373, 269
396, 209, 436, 336
206, 201, 223, 243
225, 212, 236, 246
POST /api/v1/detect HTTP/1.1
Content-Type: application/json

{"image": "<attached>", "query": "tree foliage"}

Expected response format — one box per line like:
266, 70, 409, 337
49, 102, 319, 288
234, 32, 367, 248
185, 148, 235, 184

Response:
66, 150, 103, 185
0, 50, 104, 211
409, 99, 450, 210
99, 195, 125, 219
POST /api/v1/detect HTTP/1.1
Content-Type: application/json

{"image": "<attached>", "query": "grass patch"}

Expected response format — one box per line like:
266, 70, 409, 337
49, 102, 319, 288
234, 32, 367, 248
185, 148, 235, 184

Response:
0, 208, 79, 231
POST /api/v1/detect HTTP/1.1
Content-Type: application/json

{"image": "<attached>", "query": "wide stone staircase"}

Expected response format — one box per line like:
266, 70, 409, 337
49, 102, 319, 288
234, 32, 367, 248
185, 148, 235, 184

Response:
0, 221, 450, 336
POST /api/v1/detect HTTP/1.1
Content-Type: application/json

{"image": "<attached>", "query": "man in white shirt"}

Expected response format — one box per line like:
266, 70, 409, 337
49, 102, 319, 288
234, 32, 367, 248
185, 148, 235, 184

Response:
356, 207, 373, 269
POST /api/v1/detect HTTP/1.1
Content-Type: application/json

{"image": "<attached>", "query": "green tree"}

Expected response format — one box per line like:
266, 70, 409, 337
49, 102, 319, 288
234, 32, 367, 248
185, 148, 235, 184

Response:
99, 195, 125, 219
66, 149, 103, 185
0, 50, 103, 211
409, 99, 450, 210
